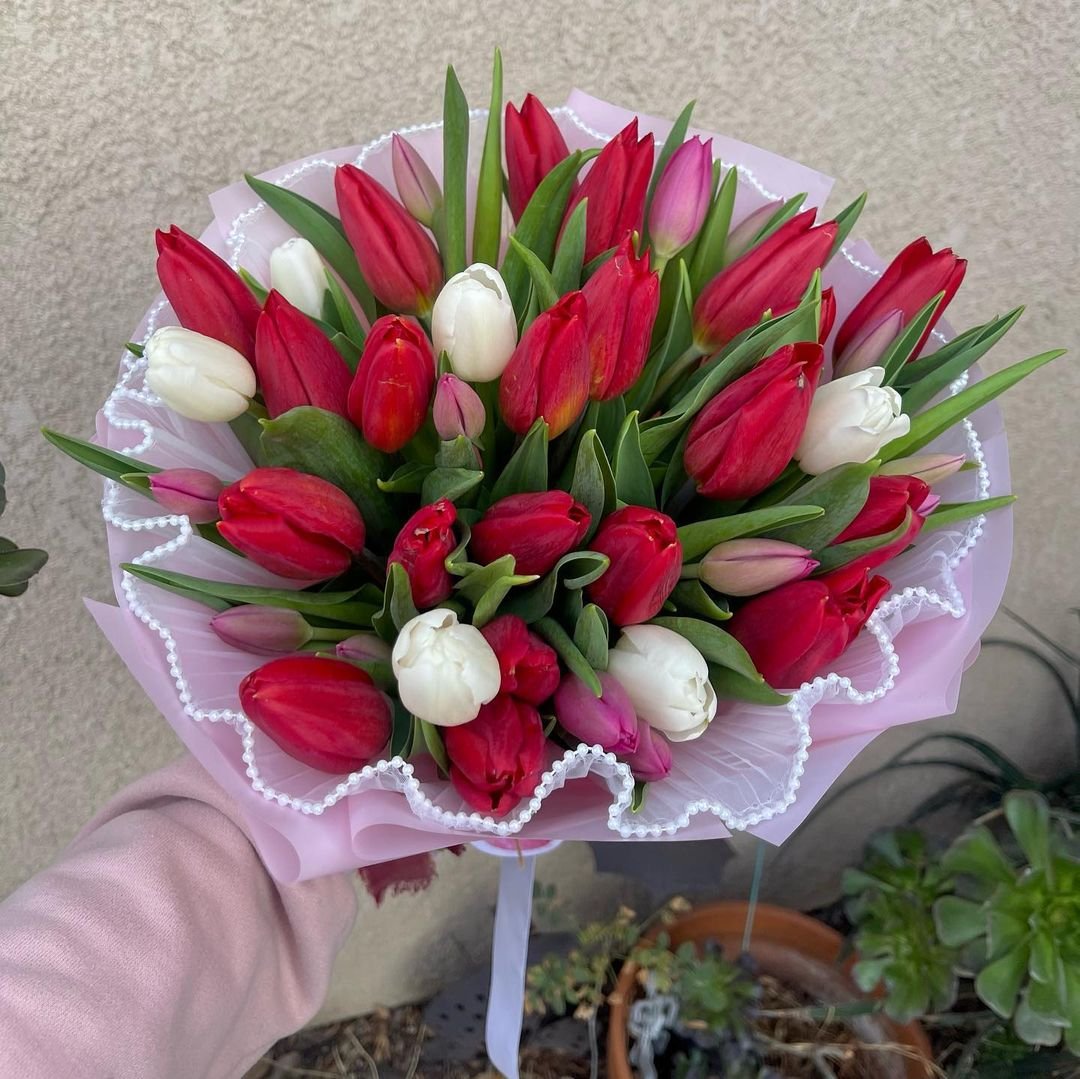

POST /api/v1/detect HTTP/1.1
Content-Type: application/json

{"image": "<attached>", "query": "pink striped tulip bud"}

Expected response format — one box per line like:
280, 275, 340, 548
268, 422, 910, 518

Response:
724, 200, 781, 264
699, 538, 818, 597
648, 136, 713, 260
832, 308, 904, 379
391, 133, 442, 228
336, 633, 393, 665
878, 453, 966, 487
433, 374, 485, 441
210, 605, 312, 655
625, 723, 673, 782
147, 468, 224, 523
554, 671, 640, 754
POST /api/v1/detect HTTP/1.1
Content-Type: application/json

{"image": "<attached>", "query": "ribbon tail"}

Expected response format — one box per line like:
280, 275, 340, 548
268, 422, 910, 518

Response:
484, 853, 536, 1079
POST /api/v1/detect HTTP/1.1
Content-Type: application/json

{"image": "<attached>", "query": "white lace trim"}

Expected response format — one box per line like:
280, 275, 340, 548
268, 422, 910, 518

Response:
100, 115, 991, 839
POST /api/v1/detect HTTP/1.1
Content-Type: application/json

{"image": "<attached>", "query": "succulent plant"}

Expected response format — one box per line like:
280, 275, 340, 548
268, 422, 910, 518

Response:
0, 461, 47, 597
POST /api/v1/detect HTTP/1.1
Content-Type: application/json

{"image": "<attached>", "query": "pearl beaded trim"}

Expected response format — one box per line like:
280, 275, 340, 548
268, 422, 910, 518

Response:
100, 116, 993, 839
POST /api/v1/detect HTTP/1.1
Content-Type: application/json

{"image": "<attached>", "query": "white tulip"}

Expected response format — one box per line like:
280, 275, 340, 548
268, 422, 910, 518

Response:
391, 609, 502, 727
145, 326, 256, 422
431, 264, 518, 382
607, 624, 717, 743
794, 366, 910, 475
269, 237, 328, 319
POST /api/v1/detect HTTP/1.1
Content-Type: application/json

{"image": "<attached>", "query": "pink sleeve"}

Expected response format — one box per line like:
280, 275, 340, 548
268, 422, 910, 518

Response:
0, 755, 358, 1079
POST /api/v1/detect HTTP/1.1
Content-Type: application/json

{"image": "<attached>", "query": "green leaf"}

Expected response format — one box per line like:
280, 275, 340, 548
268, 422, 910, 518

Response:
1013, 986, 1067, 1046
900, 307, 1025, 413
688, 164, 736, 295
567, 428, 615, 541
238, 266, 270, 304
707, 665, 788, 706
631, 781, 648, 813
880, 292, 946, 385
677, 505, 824, 561
421, 466, 484, 504
373, 562, 418, 640
933, 896, 986, 946
228, 412, 266, 465
551, 198, 587, 294
772, 461, 877, 551
471, 48, 504, 267
389, 699, 414, 757
826, 191, 867, 260
574, 604, 610, 671
258, 406, 396, 543
454, 555, 519, 604
471, 566, 539, 628
488, 418, 549, 502
977, 947, 1029, 1019
669, 581, 731, 621
506, 235, 560, 310
377, 460, 432, 494
1003, 790, 1052, 873
122, 563, 376, 622
534, 617, 601, 696
437, 65, 469, 276
323, 269, 367, 349
0, 545, 48, 590
629, 260, 693, 415
502, 150, 596, 314
650, 616, 760, 680
502, 550, 609, 624
42, 428, 161, 490
329, 332, 363, 373
881, 349, 1067, 462
419, 718, 451, 774
923, 496, 1016, 532
943, 826, 1015, 886
611, 411, 655, 508
244, 173, 376, 322
745, 192, 806, 250
644, 100, 695, 232
813, 506, 914, 575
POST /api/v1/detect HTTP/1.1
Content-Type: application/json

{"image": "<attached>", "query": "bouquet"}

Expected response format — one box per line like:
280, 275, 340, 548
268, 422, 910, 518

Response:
48, 54, 1063, 854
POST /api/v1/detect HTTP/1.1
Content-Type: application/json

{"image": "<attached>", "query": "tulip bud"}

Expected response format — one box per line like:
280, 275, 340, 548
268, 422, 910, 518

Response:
217, 466, 365, 580
878, 453, 965, 487
499, 291, 590, 437
723, 200, 781, 264
648, 136, 713, 260
692, 209, 838, 353
554, 671, 639, 754
387, 499, 458, 609
832, 309, 904, 379
348, 315, 436, 453
700, 538, 818, 597
145, 325, 256, 423
210, 605, 313, 655
336, 632, 393, 665
335, 163, 443, 315
625, 722, 673, 782
581, 235, 660, 400
729, 568, 891, 688
391, 608, 502, 727
564, 119, 655, 263
433, 374, 486, 441
505, 94, 574, 222
794, 367, 910, 476
155, 225, 261, 360
147, 468, 224, 523
443, 694, 547, 816
391, 133, 443, 227
480, 614, 560, 705
607, 624, 716, 742
470, 491, 591, 577
586, 506, 682, 626
268, 237, 328, 320
255, 290, 353, 419
685, 342, 824, 500
834, 237, 966, 363
239, 655, 391, 773
819, 287, 837, 345
431, 264, 519, 383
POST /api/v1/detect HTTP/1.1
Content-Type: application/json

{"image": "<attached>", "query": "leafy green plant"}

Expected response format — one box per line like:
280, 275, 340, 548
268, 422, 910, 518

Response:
0, 461, 47, 597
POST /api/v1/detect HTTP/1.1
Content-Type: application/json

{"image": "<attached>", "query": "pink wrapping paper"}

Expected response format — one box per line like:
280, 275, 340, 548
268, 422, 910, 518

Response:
85, 94, 1012, 882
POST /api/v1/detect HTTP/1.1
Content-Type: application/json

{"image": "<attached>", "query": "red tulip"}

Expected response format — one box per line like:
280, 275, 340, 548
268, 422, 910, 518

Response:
728, 568, 891, 688
387, 499, 458, 609
218, 466, 365, 580
819, 287, 837, 344
348, 315, 435, 453
443, 694, 547, 816
586, 506, 682, 626
155, 225, 261, 359
826, 475, 937, 588
498, 291, 590, 437
684, 342, 824, 500
581, 235, 660, 400
480, 614, 560, 705
334, 163, 443, 314
504, 93, 574, 222
470, 491, 591, 576
255, 290, 353, 419
692, 209, 838, 352
239, 655, 391, 773
834, 237, 966, 364
563, 118, 655, 263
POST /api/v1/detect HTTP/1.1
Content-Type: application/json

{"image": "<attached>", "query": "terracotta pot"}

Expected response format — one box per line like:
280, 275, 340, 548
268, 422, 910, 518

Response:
607, 901, 934, 1079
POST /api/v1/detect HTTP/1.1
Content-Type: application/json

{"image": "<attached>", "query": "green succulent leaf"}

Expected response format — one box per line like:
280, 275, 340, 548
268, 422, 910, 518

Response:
933, 895, 986, 946
0, 541, 48, 594
1012, 986, 1066, 1046
943, 825, 1016, 888
1003, 790, 1053, 874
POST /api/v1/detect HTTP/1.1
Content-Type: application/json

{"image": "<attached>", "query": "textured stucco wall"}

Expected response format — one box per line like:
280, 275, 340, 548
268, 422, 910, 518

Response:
2, 0, 1078, 1017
